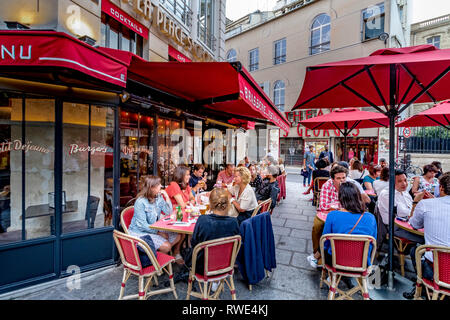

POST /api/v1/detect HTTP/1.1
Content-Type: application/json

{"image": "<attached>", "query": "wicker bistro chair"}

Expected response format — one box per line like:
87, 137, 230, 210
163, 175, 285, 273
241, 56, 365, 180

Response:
251, 199, 272, 218
120, 206, 134, 234
319, 234, 377, 300
313, 177, 329, 208
186, 235, 242, 300
414, 245, 450, 300
112, 230, 178, 300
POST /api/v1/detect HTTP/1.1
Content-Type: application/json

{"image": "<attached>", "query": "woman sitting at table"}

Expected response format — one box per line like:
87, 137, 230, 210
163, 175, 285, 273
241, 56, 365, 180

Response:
411, 164, 439, 198
186, 188, 240, 275
166, 165, 196, 209
228, 166, 258, 225
321, 182, 377, 266
373, 167, 389, 195
128, 176, 182, 258
249, 164, 263, 191
348, 160, 367, 183
362, 163, 381, 191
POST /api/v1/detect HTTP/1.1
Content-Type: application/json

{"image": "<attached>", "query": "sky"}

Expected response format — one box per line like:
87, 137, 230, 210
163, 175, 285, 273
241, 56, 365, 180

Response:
226, 0, 450, 23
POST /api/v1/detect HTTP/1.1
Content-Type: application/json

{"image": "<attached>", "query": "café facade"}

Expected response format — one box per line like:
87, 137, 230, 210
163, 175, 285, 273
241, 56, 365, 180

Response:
0, 28, 289, 294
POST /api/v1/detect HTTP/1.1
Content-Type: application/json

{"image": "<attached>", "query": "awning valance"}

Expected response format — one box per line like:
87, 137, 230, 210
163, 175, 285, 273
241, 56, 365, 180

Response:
0, 31, 128, 87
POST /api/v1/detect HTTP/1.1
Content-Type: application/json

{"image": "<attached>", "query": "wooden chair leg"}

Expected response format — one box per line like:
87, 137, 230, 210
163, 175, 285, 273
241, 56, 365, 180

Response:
320, 268, 327, 288
413, 282, 422, 300
118, 269, 130, 300
138, 276, 145, 300
361, 277, 370, 300
399, 253, 405, 277
328, 274, 337, 300
431, 290, 439, 300
203, 282, 209, 300
167, 263, 178, 299
248, 284, 252, 291
229, 276, 237, 300
186, 276, 193, 300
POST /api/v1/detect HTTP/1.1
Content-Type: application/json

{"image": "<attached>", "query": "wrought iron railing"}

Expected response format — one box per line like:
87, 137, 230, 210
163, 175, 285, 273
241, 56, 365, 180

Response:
404, 126, 450, 154
161, 0, 193, 27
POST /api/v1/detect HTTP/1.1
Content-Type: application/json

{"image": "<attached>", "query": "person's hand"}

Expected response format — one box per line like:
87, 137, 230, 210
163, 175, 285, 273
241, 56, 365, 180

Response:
161, 190, 169, 202
423, 191, 434, 199
413, 191, 425, 202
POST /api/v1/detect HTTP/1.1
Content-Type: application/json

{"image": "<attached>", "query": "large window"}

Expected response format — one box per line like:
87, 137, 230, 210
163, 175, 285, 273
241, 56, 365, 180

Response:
101, 14, 143, 57
362, 3, 385, 41
157, 118, 181, 187
249, 48, 259, 71
273, 81, 285, 112
310, 14, 330, 55
0, 97, 55, 244
427, 36, 441, 49
62, 103, 115, 233
198, 0, 215, 50
120, 111, 154, 210
162, 0, 193, 27
227, 49, 237, 62
274, 38, 286, 65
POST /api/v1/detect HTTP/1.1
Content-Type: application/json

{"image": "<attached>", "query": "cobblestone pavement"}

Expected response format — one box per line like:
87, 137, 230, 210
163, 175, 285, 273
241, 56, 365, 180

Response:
3, 167, 340, 300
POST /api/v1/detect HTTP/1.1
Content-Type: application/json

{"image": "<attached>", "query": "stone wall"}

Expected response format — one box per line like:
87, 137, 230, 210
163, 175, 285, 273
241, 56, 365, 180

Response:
409, 153, 450, 171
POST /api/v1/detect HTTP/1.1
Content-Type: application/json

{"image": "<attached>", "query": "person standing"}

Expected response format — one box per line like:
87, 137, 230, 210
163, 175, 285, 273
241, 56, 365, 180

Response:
348, 148, 355, 161
319, 145, 334, 164
303, 145, 316, 187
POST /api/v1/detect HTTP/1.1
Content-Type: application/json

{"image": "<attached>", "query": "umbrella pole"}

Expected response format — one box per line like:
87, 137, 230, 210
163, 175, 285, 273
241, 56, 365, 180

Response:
387, 64, 398, 291
344, 122, 348, 162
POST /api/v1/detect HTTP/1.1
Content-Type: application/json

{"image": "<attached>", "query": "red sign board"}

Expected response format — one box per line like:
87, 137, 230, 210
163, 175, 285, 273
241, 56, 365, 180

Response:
238, 75, 290, 133
101, 0, 149, 39
168, 46, 192, 62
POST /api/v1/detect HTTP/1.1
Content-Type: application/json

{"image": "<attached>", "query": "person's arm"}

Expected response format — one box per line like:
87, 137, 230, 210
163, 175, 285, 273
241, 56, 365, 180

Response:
361, 192, 371, 204
157, 193, 173, 215
409, 200, 425, 229
319, 182, 333, 211
270, 184, 279, 209
411, 177, 420, 195
363, 177, 374, 191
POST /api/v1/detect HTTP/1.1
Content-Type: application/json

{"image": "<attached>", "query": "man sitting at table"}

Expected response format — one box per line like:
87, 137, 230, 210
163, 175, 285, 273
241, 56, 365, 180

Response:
377, 170, 425, 244
307, 164, 370, 268
216, 163, 235, 186
189, 164, 207, 193
403, 172, 450, 299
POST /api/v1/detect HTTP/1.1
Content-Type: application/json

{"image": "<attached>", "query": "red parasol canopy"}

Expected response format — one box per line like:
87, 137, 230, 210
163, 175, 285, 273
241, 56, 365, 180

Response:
396, 100, 450, 129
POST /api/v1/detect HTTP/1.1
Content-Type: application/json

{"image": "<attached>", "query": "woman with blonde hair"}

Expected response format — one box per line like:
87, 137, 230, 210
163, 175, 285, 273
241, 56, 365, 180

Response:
228, 166, 258, 225
128, 176, 182, 256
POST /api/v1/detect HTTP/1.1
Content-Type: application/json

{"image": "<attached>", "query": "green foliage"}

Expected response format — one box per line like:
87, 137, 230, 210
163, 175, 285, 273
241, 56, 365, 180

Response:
413, 126, 450, 138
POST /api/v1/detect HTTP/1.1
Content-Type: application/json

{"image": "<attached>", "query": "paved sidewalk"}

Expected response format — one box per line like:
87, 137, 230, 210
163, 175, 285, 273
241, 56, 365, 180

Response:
2, 169, 333, 300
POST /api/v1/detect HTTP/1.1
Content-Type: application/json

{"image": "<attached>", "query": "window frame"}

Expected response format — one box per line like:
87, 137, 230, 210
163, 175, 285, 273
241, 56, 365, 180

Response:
101, 14, 143, 57
198, 0, 215, 50
310, 13, 331, 55
274, 38, 287, 65
226, 49, 237, 62
248, 48, 259, 72
361, 3, 385, 42
427, 35, 441, 49
273, 80, 285, 112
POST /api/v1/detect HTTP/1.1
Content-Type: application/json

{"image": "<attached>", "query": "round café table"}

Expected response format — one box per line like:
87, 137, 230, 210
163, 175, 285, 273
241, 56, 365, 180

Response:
394, 219, 424, 236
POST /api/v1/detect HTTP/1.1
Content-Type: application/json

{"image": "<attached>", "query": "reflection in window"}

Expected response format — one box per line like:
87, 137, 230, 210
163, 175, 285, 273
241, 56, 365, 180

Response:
157, 118, 181, 187
362, 3, 385, 41
120, 111, 154, 209
62, 103, 115, 234
427, 36, 440, 49
310, 14, 330, 55
274, 80, 285, 112
227, 49, 237, 62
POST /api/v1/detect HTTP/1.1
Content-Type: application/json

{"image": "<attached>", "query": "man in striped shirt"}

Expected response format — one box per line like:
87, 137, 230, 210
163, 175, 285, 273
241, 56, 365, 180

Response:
403, 172, 450, 299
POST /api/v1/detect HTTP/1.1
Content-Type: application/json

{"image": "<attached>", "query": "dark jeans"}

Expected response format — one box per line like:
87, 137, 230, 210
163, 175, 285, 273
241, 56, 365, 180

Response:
236, 210, 253, 226
410, 244, 434, 281
303, 167, 312, 186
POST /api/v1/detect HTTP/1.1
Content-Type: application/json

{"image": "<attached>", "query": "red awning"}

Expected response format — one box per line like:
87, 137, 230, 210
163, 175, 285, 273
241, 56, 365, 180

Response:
293, 45, 450, 110
0, 31, 128, 87
99, 48, 290, 133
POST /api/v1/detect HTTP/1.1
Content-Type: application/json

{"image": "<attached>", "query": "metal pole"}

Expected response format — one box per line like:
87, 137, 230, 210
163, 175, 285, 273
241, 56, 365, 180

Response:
387, 64, 398, 290
344, 122, 348, 162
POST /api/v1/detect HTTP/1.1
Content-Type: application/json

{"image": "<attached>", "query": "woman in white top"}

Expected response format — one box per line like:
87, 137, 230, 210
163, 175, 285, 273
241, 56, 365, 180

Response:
228, 166, 258, 225
373, 167, 389, 195
348, 159, 367, 182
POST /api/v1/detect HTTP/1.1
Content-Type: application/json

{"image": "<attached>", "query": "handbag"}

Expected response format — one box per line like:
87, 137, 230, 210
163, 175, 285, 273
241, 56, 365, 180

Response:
137, 235, 157, 268
354, 171, 365, 184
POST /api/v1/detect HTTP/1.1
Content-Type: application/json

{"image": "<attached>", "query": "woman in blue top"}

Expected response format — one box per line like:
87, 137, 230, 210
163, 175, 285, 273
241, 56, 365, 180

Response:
322, 182, 377, 266
362, 163, 381, 191
128, 175, 182, 255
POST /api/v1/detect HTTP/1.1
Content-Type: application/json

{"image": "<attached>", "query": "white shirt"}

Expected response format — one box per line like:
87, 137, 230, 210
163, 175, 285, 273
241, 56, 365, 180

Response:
349, 169, 367, 180
346, 177, 365, 194
377, 188, 413, 225
228, 184, 258, 217
409, 196, 450, 262
373, 180, 389, 195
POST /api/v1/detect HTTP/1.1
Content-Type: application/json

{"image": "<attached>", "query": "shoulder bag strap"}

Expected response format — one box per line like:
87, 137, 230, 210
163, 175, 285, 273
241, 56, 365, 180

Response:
348, 213, 365, 234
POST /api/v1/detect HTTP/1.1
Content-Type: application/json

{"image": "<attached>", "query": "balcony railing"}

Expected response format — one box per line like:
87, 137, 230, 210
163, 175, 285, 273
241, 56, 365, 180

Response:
161, 0, 193, 28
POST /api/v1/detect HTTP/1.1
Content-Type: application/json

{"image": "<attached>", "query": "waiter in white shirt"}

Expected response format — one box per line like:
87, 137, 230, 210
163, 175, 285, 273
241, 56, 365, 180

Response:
377, 170, 425, 243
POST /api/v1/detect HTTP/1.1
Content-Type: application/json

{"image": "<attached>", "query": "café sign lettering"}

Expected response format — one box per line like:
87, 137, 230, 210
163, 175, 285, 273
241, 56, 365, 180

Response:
1, 45, 32, 60
125, 0, 213, 61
